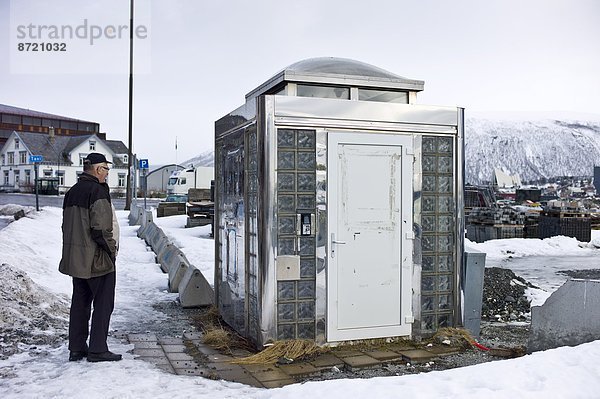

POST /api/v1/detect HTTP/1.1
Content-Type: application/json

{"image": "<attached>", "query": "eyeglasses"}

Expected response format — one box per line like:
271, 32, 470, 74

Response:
99, 166, 110, 172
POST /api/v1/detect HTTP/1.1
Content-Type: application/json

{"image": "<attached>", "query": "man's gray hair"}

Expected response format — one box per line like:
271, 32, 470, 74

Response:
83, 160, 93, 171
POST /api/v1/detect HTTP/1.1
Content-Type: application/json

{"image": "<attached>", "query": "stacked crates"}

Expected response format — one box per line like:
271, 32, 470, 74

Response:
538, 209, 591, 242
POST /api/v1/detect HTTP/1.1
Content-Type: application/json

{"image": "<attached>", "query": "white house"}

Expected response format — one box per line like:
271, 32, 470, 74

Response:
0, 130, 129, 194
142, 163, 185, 194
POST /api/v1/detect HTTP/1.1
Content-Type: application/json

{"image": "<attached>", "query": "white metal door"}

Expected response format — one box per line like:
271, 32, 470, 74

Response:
327, 132, 413, 341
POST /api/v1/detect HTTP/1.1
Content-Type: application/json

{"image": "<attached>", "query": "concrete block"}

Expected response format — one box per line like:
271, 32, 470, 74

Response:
167, 254, 189, 293
153, 234, 171, 260
157, 243, 177, 265
528, 279, 600, 353
128, 206, 139, 226
136, 220, 150, 239
143, 209, 153, 225
149, 229, 168, 252
142, 223, 158, 244
178, 265, 214, 307
157, 243, 181, 273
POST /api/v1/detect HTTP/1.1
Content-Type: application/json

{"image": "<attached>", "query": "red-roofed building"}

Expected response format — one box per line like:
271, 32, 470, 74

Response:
0, 103, 103, 148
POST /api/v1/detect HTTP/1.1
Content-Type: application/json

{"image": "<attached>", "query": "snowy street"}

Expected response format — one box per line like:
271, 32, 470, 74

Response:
1, 205, 600, 398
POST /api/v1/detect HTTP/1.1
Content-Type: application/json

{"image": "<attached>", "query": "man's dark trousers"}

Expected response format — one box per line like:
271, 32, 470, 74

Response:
68, 271, 116, 353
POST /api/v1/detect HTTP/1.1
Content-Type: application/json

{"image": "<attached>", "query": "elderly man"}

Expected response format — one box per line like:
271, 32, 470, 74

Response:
59, 152, 121, 362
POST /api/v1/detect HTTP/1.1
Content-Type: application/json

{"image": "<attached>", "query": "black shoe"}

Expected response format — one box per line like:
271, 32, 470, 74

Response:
87, 351, 122, 362
69, 351, 88, 362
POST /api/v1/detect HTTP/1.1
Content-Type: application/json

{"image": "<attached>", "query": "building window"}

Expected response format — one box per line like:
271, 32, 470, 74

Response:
25, 170, 31, 184
60, 120, 77, 130
42, 118, 59, 127
89, 141, 96, 151
19, 151, 27, 164
13, 170, 20, 185
1, 154, 4, 165
297, 84, 350, 100
79, 154, 88, 166
14, 139, 19, 149
78, 122, 92, 132
123, 154, 128, 163
3, 171, 9, 185
358, 88, 409, 104
57, 170, 65, 186
7, 152, 14, 165
118, 173, 126, 187
1, 114, 21, 124
22, 116, 42, 126
43, 169, 52, 177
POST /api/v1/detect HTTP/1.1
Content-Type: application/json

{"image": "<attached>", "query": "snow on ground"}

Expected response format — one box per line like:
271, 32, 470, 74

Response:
1, 205, 600, 398
467, 232, 600, 307
466, 233, 600, 263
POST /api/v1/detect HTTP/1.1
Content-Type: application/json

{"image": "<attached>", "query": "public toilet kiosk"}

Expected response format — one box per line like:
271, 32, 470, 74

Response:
214, 57, 465, 348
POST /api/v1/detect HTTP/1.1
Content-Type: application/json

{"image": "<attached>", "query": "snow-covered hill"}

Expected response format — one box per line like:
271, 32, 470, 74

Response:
465, 117, 600, 184
180, 150, 214, 168
179, 117, 600, 184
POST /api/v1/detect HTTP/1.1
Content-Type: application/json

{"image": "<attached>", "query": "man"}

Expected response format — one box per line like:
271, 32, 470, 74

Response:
59, 152, 122, 362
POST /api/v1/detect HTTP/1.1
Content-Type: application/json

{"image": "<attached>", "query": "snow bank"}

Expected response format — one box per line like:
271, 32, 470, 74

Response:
466, 232, 599, 263
0, 204, 35, 217
0, 263, 69, 361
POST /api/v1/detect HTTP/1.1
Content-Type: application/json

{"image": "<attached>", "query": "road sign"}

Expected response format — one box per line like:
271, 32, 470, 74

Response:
139, 159, 149, 169
29, 155, 43, 163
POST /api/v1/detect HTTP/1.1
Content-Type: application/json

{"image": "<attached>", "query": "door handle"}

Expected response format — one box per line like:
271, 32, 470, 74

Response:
331, 233, 346, 258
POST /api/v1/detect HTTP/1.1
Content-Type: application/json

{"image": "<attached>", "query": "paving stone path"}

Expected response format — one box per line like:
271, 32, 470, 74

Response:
128, 331, 461, 388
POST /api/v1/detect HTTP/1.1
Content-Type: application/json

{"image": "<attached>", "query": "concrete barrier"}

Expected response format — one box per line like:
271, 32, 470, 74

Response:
128, 207, 138, 226
151, 231, 169, 254
528, 279, 600, 353
153, 234, 171, 260
157, 244, 183, 273
167, 253, 190, 293
142, 223, 159, 245
178, 265, 214, 307
128, 212, 214, 307
137, 219, 151, 240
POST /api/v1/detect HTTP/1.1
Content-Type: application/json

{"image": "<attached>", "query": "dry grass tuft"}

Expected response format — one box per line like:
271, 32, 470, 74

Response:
202, 328, 233, 350
231, 339, 326, 365
432, 327, 476, 349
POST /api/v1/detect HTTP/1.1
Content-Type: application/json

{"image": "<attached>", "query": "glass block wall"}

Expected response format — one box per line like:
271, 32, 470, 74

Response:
246, 125, 259, 342
276, 129, 317, 340
420, 136, 455, 334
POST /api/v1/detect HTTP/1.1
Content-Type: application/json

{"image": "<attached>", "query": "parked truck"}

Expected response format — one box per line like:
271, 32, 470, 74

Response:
166, 166, 213, 195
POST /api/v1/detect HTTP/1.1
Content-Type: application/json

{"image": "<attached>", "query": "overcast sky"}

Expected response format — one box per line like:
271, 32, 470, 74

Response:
1, 0, 599, 166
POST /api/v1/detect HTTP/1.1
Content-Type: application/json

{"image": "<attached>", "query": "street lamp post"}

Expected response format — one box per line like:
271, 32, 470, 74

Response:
125, 0, 135, 210
47, 127, 60, 195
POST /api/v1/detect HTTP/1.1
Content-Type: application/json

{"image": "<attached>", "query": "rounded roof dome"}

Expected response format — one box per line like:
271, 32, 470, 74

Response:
285, 57, 405, 80
246, 57, 424, 100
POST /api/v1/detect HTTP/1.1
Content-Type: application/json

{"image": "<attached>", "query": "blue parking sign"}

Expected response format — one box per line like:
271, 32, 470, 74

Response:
139, 159, 149, 169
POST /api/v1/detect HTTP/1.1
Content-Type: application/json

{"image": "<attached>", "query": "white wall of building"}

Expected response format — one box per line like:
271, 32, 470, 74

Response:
0, 133, 128, 194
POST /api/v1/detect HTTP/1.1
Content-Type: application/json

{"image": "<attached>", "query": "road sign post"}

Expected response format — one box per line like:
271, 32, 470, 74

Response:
139, 159, 149, 209
30, 155, 43, 211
